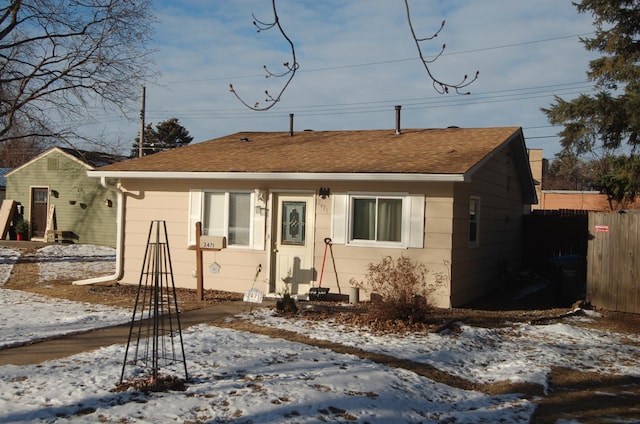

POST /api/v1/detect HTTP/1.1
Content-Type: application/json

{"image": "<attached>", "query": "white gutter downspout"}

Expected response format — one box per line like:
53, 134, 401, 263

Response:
73, 177, 125, 285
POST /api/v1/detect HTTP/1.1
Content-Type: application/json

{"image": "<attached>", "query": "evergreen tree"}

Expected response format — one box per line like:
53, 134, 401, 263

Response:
543, 0, 640, 154
595, 154, 640, 205
132, 118, 193, 157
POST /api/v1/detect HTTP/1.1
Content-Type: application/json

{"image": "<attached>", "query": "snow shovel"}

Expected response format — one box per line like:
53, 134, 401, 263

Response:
309, 238, 331, 300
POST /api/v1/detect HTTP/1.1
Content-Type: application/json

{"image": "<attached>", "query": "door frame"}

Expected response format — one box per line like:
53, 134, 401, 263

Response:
268, 191, 316, 296
29, 186, 50, 240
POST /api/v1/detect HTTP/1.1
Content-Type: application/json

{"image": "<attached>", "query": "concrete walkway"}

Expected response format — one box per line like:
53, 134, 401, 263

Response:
0, 301, 265, 366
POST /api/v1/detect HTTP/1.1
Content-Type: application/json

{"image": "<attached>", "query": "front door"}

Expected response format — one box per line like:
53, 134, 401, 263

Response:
270, 194, 315, 296
30, 187, 49, 239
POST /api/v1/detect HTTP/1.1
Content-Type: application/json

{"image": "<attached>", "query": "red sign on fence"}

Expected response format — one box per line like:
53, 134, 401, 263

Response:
595, 225, 609, 233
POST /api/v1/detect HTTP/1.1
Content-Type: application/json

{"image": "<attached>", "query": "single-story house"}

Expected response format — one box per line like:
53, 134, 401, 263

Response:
87, 123, 537, 308
5, 147, 125, 246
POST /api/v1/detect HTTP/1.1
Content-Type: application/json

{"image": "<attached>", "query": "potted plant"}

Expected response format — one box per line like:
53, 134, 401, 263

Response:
14, 218, 29, 241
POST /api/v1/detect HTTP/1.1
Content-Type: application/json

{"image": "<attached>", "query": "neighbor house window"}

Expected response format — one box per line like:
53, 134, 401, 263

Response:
469, 196, 480, 247
202, 191, 252, 247
47, 157, 59, 171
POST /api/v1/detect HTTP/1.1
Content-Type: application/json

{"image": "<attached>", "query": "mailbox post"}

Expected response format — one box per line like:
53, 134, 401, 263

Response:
195, 222, 226, 300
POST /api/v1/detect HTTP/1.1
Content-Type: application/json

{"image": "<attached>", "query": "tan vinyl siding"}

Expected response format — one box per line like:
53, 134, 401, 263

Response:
120, 179, 269, 293
117, 179, 457, 307
305, 181, 454, 307
450, 145, 526, 306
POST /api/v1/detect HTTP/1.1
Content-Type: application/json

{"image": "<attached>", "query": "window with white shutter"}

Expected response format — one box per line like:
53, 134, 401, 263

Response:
188, 190, 264, 249
331, 192, 424, 248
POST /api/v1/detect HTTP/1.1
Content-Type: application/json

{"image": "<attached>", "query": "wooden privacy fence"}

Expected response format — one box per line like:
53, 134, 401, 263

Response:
587, 211, 640, 314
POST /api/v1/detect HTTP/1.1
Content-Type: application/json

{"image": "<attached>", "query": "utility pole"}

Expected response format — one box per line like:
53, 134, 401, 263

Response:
138, 85, 146, 158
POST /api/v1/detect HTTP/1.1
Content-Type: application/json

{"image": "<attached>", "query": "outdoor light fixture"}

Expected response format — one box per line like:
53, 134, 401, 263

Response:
104, 199, 113, 207
319, 187, 330, 199
255, 189, 268, 213
51, 190, 59, 198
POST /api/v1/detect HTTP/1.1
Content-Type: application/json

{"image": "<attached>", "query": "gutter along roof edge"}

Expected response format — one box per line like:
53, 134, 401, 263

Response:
87, 171, 468, 182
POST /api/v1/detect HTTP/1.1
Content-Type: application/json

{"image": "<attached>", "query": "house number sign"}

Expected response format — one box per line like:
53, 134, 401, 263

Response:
199, 235, 226, 250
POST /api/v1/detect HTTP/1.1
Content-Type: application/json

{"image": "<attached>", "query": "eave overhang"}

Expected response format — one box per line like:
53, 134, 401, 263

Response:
87, 170, 469, 183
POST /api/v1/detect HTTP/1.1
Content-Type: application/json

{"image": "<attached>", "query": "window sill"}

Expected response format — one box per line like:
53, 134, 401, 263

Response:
347, 240, 406, 249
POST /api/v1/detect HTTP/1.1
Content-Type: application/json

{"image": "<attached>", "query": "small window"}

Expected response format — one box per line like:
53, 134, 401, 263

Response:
469, 196, 480, 247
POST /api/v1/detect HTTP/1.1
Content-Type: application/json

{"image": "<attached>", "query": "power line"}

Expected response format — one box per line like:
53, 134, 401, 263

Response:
79, 79, 595, 133
136, 82, 595, 120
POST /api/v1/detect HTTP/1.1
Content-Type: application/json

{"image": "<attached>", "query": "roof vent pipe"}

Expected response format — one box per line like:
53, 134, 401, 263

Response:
289, 113, 294, 137
395, 105, 401, 135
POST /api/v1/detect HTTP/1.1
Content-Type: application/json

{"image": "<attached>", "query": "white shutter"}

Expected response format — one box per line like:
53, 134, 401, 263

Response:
408, 194, 425, 248
188, 189, 203, 246
252, 190, 266, 250
331, 193, 348, 244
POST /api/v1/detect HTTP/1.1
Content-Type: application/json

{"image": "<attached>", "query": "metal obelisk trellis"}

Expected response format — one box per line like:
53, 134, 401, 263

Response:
120, 220, 188, 387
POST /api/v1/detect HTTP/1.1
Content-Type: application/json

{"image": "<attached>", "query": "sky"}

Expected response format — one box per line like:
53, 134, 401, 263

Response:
2, 244, 640, 422
81, 0, 598, 160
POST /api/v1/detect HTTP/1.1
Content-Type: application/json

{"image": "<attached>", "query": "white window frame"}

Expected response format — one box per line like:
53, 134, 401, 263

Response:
469, 195, 480, 248
188, 190, 256, 249
336, 192, 424, 249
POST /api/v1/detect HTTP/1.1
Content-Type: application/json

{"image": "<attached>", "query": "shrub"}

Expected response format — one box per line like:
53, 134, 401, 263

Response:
275, 274, 298, 315
276, 292, 298, 314
351, 256, 445, 323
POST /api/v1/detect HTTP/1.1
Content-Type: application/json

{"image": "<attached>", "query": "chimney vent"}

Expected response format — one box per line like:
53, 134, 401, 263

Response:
289, 113, 294, 137
395, 105, 402, 135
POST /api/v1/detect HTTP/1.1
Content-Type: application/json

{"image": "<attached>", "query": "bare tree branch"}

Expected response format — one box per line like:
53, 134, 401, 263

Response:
403, 0, 478, 95
229, 0, 298, 111
0, 0, 156, 145
230, 1, 480, 111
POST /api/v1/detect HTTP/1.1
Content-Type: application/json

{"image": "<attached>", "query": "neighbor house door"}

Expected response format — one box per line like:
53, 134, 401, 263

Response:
30, 187, 49, 239
270, 194, 315, 296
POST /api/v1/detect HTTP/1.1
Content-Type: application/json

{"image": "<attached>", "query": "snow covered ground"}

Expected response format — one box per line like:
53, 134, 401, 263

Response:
1, 244, 639, 423
0, 245, 130, 349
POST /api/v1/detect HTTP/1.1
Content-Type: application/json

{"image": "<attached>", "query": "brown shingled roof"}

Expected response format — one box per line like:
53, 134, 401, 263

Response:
98, 127, 523, 174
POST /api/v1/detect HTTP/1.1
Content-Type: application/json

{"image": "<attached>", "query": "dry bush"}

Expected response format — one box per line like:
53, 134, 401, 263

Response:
276, 274, 298, 315
351, 256, 445, 323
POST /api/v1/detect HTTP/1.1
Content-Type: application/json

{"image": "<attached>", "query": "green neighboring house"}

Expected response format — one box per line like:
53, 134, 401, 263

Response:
5, 147, 125, 246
